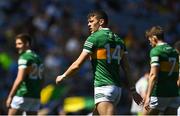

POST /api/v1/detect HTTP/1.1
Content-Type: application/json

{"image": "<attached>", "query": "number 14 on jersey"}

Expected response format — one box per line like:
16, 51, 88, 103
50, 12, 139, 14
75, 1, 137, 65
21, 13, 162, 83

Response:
104, 43, 121, 64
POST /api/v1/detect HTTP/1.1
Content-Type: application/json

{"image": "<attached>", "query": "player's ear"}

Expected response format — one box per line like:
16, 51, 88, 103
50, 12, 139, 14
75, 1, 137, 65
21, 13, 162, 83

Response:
152, 36, 158, 43
99, 19, 104, 26
152, 36, 156, 40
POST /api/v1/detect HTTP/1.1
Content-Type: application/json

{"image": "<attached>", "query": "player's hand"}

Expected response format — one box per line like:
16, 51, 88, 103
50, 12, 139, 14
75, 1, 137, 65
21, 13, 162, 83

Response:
144, 97, 150, 111
6, 96, 12, 108
132, 91, 143, 105
56, 75, 65, 84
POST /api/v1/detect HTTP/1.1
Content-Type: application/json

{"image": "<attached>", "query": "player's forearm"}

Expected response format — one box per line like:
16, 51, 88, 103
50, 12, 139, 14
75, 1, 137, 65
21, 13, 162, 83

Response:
146, 74, 156, 98
62, 51, 88, 79
8, 68, 25, 97
8, 79, 22, 97
63, 61, 80, 78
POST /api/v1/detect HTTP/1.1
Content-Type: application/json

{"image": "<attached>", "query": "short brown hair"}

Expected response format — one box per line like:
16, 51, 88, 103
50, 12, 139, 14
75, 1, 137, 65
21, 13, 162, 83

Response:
15, 33, 32, 46
87, 10, 108, 26
145, 26, 164, 40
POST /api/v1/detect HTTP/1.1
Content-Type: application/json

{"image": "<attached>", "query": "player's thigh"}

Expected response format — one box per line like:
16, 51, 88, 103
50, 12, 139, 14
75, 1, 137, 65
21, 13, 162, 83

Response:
8, 108, 23, 115
94, 85, 122, 105
94, 85, 121, 115
96, 101, 115, 115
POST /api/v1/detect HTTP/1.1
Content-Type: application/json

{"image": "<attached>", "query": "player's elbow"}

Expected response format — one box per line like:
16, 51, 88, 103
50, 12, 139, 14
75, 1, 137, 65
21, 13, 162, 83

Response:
149, 73, 157, 82
71, 62, 80, 70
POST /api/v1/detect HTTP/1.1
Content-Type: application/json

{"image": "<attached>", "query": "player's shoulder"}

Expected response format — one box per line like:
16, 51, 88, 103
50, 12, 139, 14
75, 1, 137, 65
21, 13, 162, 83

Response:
20, 50, 31, 57
150, 47, 161, 56
19, 50, 39, 60
88, 31, 100, 39
19, 52, 28, 60
88, 29, 109, 38
117, 36, 125, 44
114, 35, 126, 48
18, 52, 29, 65
164, 44, 178, 54
86, 32, 100, 44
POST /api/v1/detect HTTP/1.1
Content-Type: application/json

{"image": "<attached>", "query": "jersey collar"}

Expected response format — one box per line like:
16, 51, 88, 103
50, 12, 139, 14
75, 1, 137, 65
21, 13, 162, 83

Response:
156, 42, 167, 46
99, 28, 110, 31
26, 49, 32, 53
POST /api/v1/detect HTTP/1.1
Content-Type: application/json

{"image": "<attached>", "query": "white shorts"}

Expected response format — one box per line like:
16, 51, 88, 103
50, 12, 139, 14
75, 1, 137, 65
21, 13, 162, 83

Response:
94, 85, 122, 105
149, 96, 180, 111
178, 106, 180, 116
11, 96, 40, 112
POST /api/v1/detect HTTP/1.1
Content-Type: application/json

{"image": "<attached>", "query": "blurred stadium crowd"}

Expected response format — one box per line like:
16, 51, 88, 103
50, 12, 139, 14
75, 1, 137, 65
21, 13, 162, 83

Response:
0, 0, 180, 115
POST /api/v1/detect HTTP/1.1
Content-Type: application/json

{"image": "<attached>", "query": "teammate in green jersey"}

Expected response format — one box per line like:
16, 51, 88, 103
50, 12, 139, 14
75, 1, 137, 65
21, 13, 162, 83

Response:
174, 41, 180, 87
174, 41, 180, 115
6, 34, 44, 115
56, 10, 142, 115
143, 26, 180, 115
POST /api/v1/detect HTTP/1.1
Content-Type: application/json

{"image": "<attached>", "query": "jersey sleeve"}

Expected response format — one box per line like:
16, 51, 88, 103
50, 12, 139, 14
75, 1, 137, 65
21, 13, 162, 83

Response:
150, 49, 160, 67
18, 56, 30, 69
83, 35, 96, 54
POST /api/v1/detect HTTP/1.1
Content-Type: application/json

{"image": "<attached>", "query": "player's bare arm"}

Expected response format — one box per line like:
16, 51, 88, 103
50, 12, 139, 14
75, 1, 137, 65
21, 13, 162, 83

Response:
6, 67, 27, 108
56, 50, 90, 84
143, 66, 159, 111
177, 76, 180, 87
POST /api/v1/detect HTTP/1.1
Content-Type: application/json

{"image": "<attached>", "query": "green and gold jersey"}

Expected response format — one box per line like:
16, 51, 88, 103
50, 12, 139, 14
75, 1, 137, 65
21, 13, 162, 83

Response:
179, 54, 180, 96
16, 50, 44, 98
83, 28, 127, 87
150, 43, 179, 97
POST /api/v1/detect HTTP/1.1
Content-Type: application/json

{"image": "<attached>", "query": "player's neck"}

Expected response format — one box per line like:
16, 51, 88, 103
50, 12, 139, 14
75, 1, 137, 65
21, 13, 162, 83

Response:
156, 41, 166, 46
98, 27, 109, 30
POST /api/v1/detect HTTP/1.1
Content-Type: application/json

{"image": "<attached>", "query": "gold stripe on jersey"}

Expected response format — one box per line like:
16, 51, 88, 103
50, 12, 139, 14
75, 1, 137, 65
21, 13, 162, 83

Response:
160, 61, 179, 72
92, 48, 107, 59
92, 48, 124, 59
